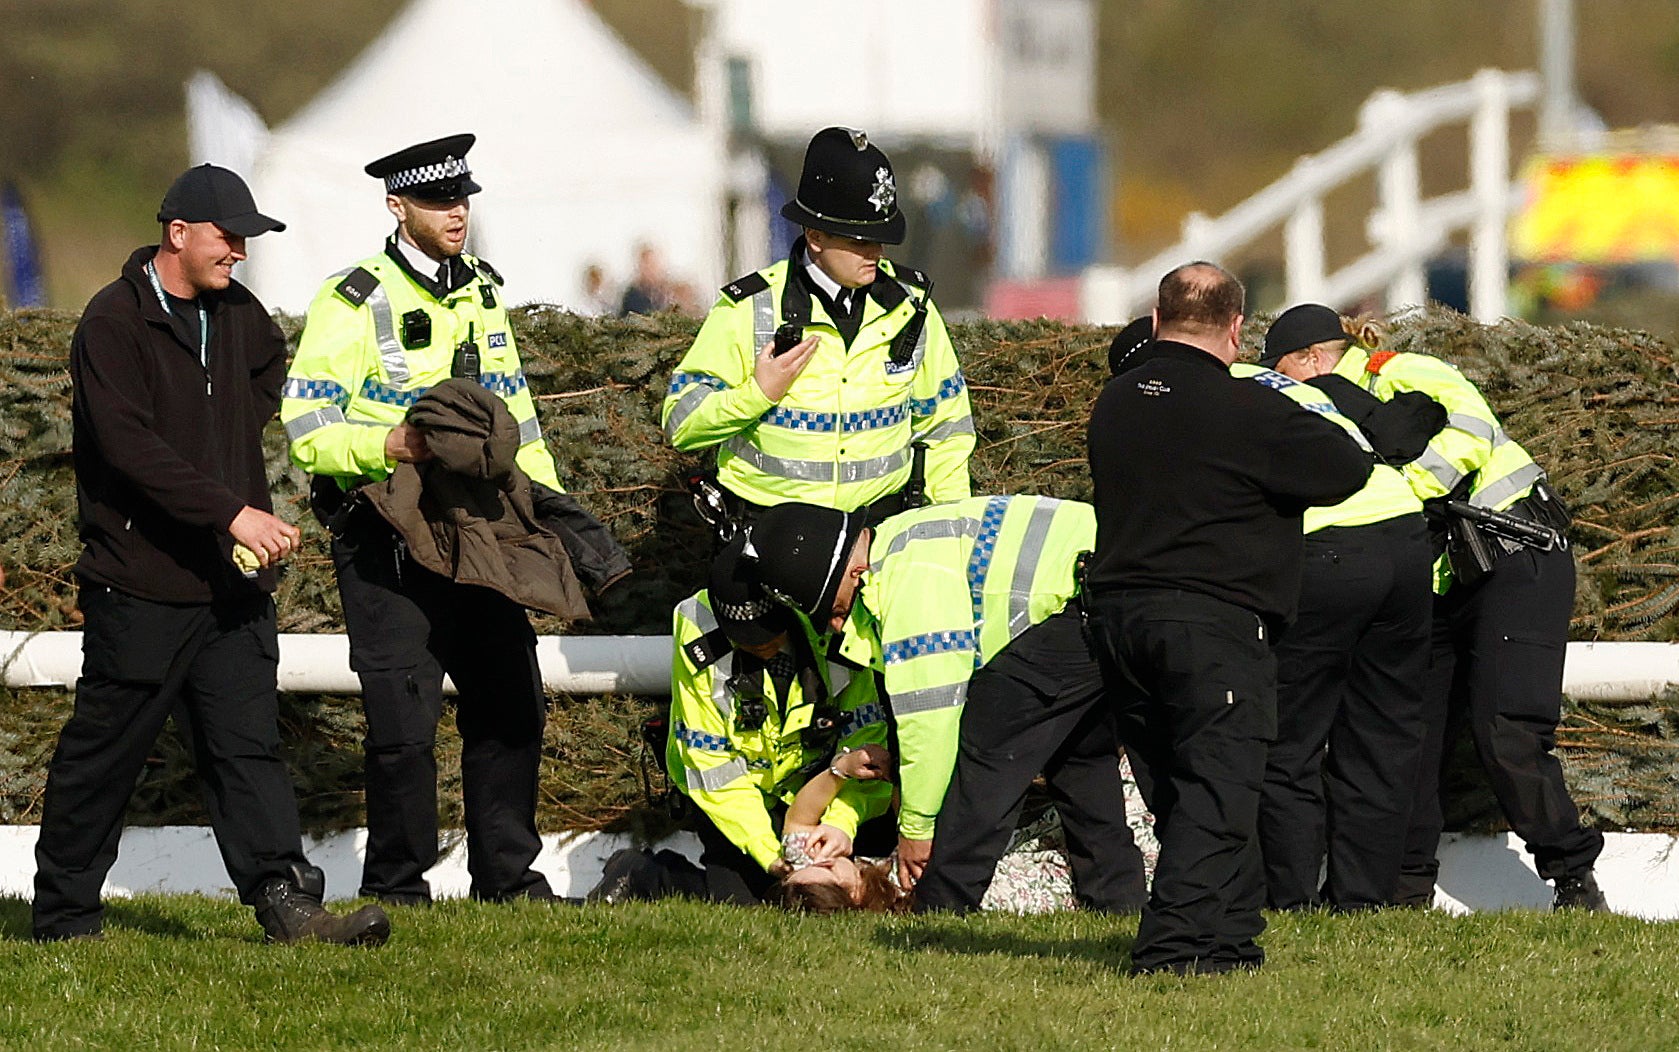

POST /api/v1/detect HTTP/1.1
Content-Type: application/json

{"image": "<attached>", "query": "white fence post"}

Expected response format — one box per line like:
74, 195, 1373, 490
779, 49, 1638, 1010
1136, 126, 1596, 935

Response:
1369, 91, 1428, 311
1469, 69, 1513, 322
1284, 194, 1326, 304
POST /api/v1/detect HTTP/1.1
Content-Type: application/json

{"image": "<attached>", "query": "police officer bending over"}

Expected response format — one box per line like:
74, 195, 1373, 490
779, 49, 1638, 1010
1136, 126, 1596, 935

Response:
1233, 310, 1436, 912
587, 536, 891, 904
663, 127, 974, 526
282, 134, 567, 905
1265, 304, 1606, 912
1086, 263, 1372, 975
748, 498, 1148, 914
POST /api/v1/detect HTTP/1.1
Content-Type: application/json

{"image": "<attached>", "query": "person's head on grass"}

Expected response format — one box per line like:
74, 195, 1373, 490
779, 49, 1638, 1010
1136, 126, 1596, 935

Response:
771, 857, 908, 915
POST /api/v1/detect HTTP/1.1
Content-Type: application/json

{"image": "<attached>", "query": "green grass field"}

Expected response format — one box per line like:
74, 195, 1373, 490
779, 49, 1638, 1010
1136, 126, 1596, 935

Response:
0, 895, 1671, 1050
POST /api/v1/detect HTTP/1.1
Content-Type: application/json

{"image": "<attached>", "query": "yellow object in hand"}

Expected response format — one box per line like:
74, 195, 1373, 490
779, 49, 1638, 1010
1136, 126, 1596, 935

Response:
232, 543, 262, 576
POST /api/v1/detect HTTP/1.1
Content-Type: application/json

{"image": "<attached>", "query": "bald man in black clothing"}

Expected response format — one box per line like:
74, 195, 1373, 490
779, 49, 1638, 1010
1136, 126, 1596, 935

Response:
1087, 262, 1372, 976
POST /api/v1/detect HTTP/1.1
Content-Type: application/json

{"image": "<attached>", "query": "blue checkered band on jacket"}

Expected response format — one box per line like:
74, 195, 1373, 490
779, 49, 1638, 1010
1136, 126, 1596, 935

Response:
673, 721, 731, 753
356, 375, 529, 409
883, 629, 977, 664
909, 371, 967, 417
284, 378, 350, 405
759, 403, 909, 434
965, 496, 1009, 629
384, 156, 469, 193
479, 370, 528, 398
838, 703, 886, 738
669, 372, 727, 395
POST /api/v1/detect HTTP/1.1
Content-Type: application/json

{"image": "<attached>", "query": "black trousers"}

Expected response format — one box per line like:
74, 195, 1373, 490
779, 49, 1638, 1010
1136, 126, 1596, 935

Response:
1093, 589, 1275, 975
1258, 515, 1433, 910
914, 609, 1148, 915
33, 586, 309, 939
333, 519, 552, 902
1398, 545, 1602, 899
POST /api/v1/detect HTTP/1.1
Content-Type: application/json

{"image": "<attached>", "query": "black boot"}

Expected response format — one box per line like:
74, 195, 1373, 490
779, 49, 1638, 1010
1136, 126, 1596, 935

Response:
255, 864, 392, 946
585, 849, 660, 904
1553, 872, 1609, 912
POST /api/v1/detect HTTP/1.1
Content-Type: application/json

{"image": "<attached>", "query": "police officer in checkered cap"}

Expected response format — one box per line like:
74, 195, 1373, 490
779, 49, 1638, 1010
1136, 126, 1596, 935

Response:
278, 133, 609, 906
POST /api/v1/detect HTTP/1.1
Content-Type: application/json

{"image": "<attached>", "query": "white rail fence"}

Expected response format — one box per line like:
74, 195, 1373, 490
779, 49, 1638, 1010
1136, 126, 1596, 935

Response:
1080, 68, 1542, 324
3, 631, 1679, 702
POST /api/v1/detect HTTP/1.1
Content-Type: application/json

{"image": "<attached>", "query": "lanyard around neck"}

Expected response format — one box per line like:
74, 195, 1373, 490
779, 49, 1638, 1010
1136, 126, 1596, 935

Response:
144, 259, 209, 371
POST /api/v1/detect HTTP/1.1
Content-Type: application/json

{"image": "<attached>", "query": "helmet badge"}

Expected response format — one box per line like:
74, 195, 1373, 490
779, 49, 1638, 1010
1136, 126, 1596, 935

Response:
868, 167, 896, 215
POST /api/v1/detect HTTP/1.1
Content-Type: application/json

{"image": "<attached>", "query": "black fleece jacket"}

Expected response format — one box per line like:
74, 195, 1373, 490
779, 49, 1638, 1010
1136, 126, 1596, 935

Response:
1087, 340, 1373, 628
70, 246, 286, 602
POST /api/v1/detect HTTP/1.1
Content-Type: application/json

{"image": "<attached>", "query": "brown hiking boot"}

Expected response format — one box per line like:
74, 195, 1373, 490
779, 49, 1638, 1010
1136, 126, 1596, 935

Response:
254, 864, 391, 946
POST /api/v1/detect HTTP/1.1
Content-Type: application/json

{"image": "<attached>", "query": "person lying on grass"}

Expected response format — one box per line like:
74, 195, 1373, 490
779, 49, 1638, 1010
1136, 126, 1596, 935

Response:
772, 744, 1091, 916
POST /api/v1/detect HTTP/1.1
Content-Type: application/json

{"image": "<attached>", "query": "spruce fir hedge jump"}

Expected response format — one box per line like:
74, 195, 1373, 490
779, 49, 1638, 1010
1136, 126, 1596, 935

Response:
1, 305, 1676, 833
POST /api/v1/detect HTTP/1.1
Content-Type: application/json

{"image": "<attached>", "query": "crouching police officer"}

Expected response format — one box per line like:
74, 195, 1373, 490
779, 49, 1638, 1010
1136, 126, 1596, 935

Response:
281, 134, 566, 905
748, 498, 1149, 914
663, 127, 974, 528
587, 535, 892, 904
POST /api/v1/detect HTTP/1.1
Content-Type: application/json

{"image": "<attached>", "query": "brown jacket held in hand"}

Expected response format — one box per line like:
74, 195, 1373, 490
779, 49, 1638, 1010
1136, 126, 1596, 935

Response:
363, 379, 591, 619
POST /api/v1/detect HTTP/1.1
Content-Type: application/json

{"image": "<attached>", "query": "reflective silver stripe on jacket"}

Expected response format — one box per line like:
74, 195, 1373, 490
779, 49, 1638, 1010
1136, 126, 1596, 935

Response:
913, 416, 976, 444
1446, 412, 1500, 444
1471, 461, 1545, 509
284, 406, 346, 440
678, 597, 736, 723
723, 437, 909, 483
686, 757, 749, 792
889, 682, 967, 717
664, 384, 715, 439
874, 515, 984, 570
366, 285, 410, 386
753, 287, 777, 348
517, 417, 541, 445
1413, 445, 1465, 491
1005, 498, 1062, 635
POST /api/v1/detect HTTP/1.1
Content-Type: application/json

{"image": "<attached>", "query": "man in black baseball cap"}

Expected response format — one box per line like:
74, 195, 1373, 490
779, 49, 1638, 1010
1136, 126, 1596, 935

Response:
33, 164, 391, 945
156, 163, 286, 238
661, 126, 974, 534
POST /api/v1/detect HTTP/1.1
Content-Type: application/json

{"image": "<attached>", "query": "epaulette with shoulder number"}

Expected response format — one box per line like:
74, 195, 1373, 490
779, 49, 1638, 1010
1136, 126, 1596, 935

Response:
720, 271, 770, 303
893, 265, 931, 290
473, 258, 504, 286
682, 627, 735, 672
1365, 350, 1400, 374
334, 267, 380, 307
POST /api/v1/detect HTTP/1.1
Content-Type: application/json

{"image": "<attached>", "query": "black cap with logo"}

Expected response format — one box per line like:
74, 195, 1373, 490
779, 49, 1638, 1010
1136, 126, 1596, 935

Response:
157, 164, 285, 237
365, 133, 482, 202
780, 127, 905, 245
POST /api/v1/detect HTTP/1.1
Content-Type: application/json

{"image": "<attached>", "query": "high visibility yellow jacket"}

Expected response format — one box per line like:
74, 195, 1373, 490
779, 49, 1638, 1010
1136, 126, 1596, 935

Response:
1232, 364, 1422, 533
667, 591, 892, 872
1334, 345, 1547, 590
281, 238, 562, 491
661, 256, 974, 511
831, 495, 1092, 840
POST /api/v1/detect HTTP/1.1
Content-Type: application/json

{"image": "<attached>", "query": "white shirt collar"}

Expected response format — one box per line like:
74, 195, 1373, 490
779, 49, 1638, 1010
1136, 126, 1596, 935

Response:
801, 248, 851, 310
394, 232, 448, 281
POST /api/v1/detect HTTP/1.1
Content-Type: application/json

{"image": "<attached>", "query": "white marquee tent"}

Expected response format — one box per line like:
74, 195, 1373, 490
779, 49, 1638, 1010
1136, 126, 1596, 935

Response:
189, 0, 726, 313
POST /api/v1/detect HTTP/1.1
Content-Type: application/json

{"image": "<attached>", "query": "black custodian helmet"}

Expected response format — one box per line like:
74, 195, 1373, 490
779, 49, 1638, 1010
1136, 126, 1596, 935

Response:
779, 126, 905, 245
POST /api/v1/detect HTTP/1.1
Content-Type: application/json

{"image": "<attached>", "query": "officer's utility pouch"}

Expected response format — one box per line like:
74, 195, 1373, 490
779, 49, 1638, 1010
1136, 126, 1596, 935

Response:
1445, 514, 1501, 588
